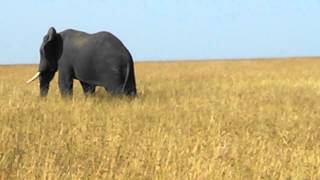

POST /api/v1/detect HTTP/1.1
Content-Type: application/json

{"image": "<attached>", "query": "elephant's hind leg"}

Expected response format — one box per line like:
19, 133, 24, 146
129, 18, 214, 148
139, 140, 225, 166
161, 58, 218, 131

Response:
102, 73, 125, 96
103, 81, 124, 96
80, 81, 96, 95
104, 87, 124, 96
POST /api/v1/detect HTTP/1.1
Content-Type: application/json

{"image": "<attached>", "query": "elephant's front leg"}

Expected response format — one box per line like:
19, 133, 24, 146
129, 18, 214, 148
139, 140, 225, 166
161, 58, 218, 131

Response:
58, 70, 74, 97
80, 81, 96, 95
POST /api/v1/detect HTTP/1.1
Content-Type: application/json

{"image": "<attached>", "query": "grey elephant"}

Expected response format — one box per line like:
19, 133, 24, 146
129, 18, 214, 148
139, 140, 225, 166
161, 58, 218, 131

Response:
27, 27, 137, 97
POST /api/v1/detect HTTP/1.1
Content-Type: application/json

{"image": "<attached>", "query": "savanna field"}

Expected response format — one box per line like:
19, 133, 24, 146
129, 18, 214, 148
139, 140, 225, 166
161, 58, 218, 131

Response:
1, 58, 320, 179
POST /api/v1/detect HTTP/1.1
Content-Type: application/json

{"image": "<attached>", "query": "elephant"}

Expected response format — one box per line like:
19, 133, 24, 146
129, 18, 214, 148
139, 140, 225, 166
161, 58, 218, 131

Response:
27, 27, 137, 97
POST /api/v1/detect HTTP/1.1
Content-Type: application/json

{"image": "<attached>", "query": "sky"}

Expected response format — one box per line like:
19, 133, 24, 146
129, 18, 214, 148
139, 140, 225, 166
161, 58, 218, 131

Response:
0, 0, 320, 64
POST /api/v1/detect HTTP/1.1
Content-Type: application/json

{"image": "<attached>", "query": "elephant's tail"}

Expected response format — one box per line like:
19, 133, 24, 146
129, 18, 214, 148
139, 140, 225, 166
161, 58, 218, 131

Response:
122, 59, 137, 96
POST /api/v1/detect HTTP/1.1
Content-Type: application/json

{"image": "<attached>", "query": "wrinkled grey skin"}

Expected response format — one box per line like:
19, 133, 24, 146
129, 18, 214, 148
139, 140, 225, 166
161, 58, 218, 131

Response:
38, 27, 136, 97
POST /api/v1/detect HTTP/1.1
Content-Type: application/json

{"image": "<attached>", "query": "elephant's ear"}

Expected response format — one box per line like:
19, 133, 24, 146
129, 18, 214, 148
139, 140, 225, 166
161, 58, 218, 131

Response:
43, 27, 59, 61
47, 27, 56, 42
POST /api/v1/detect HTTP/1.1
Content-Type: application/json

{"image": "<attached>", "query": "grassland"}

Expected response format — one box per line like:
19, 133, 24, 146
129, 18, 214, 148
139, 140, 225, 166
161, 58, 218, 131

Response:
1, 58, 320, 179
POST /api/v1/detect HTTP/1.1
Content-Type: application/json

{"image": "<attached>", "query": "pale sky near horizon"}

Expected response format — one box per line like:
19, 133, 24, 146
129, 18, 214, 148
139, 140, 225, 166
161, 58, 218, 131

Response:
0, 0, 320, 64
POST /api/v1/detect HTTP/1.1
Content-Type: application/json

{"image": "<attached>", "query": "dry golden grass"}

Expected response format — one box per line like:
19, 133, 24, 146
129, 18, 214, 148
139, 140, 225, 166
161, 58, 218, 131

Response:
1, 58, 320, 179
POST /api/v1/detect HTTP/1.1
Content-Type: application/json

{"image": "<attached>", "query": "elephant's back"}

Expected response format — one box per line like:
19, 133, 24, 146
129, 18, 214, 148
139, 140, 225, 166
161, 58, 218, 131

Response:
93, 31, 130, 56
60, 30, 127, 51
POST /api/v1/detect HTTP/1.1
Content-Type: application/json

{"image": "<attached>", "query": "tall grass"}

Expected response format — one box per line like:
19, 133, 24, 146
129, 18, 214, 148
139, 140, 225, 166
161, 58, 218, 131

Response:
1, 58, 320, 179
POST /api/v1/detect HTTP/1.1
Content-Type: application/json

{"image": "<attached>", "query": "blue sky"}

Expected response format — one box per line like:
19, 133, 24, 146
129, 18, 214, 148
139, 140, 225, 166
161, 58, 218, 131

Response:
1, 0, 320, 64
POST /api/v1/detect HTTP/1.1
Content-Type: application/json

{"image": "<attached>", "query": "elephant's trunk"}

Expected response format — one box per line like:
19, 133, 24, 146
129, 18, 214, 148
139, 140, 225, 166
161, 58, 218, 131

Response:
40, 80, 49, 97
39, 70, 56, 97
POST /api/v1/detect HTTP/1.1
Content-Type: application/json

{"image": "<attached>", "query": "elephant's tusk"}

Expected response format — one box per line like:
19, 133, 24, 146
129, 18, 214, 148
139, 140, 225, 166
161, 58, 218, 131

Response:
26, 72, 40, 84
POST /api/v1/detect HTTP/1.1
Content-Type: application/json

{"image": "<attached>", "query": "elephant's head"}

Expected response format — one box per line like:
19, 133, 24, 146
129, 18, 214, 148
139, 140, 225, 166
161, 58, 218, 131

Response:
27, 27, 62, 96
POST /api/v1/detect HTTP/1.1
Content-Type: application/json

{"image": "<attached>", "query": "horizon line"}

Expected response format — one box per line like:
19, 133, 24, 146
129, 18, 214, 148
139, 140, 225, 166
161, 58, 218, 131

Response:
1, 55, 319, 66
